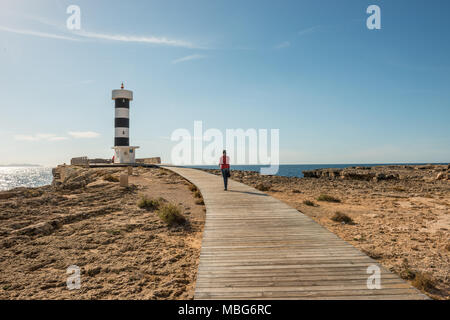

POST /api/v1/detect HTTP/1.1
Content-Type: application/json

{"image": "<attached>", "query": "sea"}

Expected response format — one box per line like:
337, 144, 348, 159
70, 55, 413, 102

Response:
185, 163, 445, 178
0, 163, 445, 191
0, 167, 53, 191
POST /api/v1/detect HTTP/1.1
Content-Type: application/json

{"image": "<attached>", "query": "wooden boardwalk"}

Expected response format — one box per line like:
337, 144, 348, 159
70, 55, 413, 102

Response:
163, 166, 428, 300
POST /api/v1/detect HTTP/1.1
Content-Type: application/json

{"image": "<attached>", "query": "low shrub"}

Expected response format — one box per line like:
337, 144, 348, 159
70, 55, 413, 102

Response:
303, 200, 316, 206
255, 183, 271, 192
193, 190, 202, 199
137, 196, 164, 211
317, 194, 341, 203
157, 204, 186, 226
412, 272, 436, 292
400, 267, 416, 280
104, 174, 119, 182
331, 212, 355, 225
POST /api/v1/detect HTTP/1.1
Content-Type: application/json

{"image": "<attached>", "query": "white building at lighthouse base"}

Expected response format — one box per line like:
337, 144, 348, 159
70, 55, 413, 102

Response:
112, 146, 140, 164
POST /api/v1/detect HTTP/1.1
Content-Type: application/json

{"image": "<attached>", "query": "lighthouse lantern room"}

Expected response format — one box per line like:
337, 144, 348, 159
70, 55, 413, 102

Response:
112, 83, 139, 164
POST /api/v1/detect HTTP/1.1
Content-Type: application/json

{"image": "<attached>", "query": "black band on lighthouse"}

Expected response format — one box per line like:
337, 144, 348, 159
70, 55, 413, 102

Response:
115, 118, 129, 127
115, 99, 130, 108
115, 137, 129, 146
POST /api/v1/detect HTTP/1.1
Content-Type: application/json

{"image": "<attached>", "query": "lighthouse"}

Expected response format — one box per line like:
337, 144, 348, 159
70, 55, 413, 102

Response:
112, 83, 139, 164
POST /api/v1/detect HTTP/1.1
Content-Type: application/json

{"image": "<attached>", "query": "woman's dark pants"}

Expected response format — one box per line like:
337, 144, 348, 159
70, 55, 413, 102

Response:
221, 169, 229, 190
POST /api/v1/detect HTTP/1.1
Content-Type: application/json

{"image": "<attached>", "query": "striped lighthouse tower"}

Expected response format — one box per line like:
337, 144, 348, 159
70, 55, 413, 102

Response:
112, 83, 139, 164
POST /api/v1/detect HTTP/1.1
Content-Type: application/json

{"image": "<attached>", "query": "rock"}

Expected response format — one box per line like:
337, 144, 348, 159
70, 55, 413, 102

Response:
0, 192, 15, 200
303, 170, 321, 178
373, 173, 399, 182
436, 172, 449, 181
416, 165, 433, 170
61, 181, 86, 190
13, 220, 62, 236
303, 169, 342, 179
341, 171, 375, 181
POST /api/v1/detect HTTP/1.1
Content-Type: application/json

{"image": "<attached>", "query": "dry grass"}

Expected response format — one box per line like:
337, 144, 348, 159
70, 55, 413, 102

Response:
331, 212, 355, 225
157, 203, 186, 226
317, 194, 341, 203
255, 183, 271, 192
303, 200, 316, 207
137, 196, 165, 211
412, 272, 436, 292
104, 174, 119, 182
193, 190, 202, 199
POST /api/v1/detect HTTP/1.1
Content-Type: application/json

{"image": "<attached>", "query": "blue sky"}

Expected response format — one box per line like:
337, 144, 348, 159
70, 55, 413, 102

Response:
0, 0, 449, 165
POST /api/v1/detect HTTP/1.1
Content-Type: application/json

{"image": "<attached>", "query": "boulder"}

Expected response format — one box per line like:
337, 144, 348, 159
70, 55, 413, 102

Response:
341, 171, 375, 181
436, 172, 449, 180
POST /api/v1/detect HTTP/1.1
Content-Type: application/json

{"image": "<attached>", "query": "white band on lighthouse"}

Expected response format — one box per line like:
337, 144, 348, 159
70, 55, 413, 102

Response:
115, 127, 129, 138
112, 89, 133, 101
115, 108, 129, 118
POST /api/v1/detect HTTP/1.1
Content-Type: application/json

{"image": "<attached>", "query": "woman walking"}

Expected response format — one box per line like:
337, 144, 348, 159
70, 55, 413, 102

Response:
219, 150, 231, 191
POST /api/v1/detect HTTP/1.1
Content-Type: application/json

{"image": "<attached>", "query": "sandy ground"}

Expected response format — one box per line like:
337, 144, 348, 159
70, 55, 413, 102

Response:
205, 165, 449, 300
1, 164, 448, 300
0, 167, 205, 299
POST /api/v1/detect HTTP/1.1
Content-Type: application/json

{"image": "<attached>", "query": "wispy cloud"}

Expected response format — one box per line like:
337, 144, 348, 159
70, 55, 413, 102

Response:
0, 25, 79, 41
14, 131, 100, 141
274, 41, 291, 49
298, 26, 321, 36
68, 131, 100, 139
14, 134, 68, 141
0, 12, 200, 48
172, 54, 207, 64
74, 30, 197, 48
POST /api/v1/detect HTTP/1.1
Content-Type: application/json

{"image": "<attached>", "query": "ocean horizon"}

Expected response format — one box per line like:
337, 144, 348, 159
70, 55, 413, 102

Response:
186, 163, 448, 178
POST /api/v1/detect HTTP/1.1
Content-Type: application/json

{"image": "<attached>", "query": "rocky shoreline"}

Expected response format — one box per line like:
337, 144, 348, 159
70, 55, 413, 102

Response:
203, 164, 450, 300
303, 164, 450, 181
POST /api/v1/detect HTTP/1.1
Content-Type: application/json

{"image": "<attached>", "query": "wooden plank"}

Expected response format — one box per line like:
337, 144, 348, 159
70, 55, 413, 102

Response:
161, 166, 428, 300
